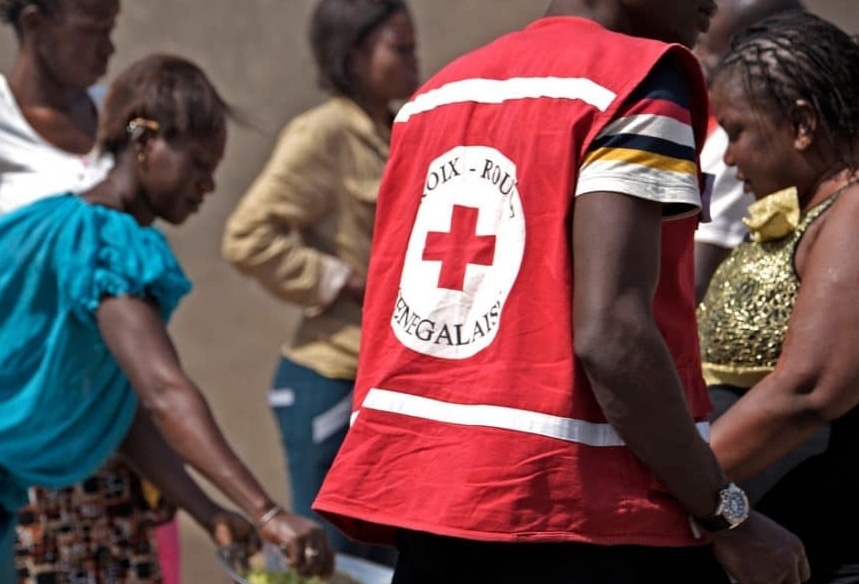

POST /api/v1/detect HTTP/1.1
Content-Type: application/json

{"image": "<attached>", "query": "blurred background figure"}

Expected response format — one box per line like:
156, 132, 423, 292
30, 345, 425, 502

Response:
0, 53, 334, 583
222, 0, 419, 567
0, 0, 115, 213
0, 0, 183, 582
701, 9, 859, 582
692, 0, 804, 301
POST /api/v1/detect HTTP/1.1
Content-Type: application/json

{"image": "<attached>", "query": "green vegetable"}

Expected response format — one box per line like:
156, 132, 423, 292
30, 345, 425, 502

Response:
244, 568, 363, 584
245, 568, 326, 584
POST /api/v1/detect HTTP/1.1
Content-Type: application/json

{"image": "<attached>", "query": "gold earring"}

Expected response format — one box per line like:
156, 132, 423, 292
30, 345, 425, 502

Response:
137, 152, 145, 163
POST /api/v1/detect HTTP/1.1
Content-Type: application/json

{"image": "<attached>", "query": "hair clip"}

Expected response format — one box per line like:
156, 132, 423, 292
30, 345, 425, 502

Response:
126, 117, 161, 140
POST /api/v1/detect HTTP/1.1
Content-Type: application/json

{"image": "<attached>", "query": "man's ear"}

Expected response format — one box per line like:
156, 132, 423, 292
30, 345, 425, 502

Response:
791, 99, 817, 152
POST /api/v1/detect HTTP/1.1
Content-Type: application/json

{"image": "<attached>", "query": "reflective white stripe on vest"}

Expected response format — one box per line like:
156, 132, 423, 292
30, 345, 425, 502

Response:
360, 388, 710, 447
395, 77, 618, 123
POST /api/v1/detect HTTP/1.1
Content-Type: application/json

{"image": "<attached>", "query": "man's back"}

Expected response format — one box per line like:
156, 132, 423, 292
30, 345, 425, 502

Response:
315, 15, 712, 548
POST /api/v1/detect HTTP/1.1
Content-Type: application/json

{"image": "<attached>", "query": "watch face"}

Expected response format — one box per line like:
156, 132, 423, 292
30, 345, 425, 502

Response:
720, 483, 750, 525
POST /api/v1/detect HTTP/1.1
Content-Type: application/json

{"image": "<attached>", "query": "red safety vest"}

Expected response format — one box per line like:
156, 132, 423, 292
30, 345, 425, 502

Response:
315, 16, 711, 547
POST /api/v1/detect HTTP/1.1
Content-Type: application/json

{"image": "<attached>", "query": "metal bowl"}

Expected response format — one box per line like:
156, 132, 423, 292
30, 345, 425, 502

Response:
215, 547, 393, 584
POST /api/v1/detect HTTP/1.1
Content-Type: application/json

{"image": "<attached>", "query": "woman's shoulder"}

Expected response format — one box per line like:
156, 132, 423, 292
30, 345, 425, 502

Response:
0, 193, 81, 230
2, 195, 174, 262
286, 97, 364, 137
0, 195, 190, 322
267, 99, 358, 162
44, 198, 190, 320
298, 96, 352, 118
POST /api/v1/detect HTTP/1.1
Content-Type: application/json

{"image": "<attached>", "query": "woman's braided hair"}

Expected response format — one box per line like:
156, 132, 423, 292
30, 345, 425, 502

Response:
714, 9, 859, 168
0, 0, 57, 26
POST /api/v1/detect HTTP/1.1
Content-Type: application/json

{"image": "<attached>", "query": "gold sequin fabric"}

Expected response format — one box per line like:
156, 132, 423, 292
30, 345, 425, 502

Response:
697, 192, 841, 388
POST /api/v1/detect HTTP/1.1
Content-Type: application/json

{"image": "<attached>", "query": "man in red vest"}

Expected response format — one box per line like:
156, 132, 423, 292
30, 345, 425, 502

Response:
314, 1, 809, 582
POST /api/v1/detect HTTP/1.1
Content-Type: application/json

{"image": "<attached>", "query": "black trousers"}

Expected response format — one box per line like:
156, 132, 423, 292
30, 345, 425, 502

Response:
392, 530, 731, 584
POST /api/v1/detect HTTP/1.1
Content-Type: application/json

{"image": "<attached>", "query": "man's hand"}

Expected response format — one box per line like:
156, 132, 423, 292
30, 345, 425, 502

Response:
712, 511, 810, 584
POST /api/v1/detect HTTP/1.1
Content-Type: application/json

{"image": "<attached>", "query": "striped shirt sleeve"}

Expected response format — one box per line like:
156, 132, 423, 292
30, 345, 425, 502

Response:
575, 57, 701, 217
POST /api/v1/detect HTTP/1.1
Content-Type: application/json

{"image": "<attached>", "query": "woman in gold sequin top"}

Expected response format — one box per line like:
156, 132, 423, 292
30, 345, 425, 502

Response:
700, 10, 859, 582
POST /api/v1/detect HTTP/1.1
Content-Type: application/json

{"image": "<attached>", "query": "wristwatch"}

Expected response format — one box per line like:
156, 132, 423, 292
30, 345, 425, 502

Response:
694, 482, 750, 532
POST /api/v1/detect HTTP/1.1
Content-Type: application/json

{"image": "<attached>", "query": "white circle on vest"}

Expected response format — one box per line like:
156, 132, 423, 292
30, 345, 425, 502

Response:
392, 145, 526, 359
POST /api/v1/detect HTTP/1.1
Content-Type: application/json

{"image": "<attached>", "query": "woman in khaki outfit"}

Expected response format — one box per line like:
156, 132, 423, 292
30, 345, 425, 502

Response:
222, 0, 420, 567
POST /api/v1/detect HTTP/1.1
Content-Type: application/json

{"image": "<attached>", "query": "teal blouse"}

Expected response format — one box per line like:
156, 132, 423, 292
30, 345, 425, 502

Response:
0, 194, 191, 512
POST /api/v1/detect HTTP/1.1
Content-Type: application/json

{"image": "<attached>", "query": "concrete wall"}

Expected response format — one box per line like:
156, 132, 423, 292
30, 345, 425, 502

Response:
1, 1, 856, 581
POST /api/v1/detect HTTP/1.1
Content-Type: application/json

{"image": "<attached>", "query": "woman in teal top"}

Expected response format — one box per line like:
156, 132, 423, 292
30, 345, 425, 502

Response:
0, 54, 334, 581
0, 193, 186, 509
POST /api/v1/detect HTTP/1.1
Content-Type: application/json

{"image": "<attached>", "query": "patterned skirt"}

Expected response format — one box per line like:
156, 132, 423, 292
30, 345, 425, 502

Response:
14, 460, 163, 584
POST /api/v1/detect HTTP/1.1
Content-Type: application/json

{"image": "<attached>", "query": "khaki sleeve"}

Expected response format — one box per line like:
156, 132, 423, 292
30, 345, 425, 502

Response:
222, 118, 344, 312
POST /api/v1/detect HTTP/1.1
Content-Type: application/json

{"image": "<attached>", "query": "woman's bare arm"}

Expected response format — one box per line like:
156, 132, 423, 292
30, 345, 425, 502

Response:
711, 190, 859, 479
97, 295, 275, 520
98, 295, 334, 576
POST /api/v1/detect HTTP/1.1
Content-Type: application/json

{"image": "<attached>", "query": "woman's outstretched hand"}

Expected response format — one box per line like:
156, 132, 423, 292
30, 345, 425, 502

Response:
257, 507, 335, 579
211, 510, 262, 554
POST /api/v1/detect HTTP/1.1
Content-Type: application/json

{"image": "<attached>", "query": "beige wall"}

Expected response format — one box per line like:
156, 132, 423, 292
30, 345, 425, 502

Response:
1, 1, 856, 581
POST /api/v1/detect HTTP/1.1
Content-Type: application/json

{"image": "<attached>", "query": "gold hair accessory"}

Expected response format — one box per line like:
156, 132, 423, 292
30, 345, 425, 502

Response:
742, 186, 800, 243
126, 117, 161, 140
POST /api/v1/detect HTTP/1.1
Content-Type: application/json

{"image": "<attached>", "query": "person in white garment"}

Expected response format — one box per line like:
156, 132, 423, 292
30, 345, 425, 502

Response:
692, 0, 804, 302
0, 76, 112, 212
0, 0, 115, 213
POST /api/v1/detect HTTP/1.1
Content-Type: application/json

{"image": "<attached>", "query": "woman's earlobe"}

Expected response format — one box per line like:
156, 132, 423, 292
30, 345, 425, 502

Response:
792, 100, 817, 151
794, 128, 812, 151
133, 140, 146, 164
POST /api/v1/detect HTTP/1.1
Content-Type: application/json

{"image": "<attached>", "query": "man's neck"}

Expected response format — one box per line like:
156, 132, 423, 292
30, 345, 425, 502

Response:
544, 0, 630, 35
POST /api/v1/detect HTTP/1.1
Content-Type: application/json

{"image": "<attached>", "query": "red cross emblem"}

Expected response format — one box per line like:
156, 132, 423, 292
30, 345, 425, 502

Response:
422, 205, 497, 291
